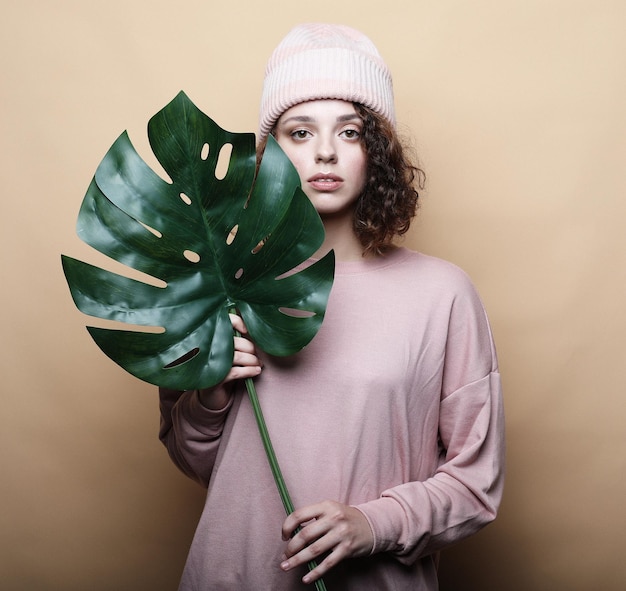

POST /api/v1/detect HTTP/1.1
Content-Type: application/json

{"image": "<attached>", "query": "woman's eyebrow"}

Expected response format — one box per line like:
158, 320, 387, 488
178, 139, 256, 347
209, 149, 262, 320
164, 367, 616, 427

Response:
337, 114, 361, 123
279, 115, 314, 125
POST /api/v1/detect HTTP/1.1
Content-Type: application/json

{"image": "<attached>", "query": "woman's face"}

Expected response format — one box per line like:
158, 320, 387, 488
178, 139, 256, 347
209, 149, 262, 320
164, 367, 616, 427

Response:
273, 100, 367, 219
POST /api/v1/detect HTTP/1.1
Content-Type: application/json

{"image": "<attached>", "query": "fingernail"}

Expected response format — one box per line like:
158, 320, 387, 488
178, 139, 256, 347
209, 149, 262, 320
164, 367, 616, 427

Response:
280, 561, 290, 571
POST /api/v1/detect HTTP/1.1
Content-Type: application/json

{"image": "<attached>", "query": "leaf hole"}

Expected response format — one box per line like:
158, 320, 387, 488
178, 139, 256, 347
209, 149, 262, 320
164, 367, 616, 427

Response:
201, 143, 210, 160
183, 250, 200, 263
226, 224, 239, 245
164, 347, 200, 368
278, 307, 316, 318
180, 192, 192, 205
251, 235, 270, 254
215, 143, 232, 180
139, 221, 162, 238
234, 268, 244, 280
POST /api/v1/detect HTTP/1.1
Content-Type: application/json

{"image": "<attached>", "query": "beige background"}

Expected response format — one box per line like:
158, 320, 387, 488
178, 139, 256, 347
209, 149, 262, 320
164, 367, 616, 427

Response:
2, 1, 625, 589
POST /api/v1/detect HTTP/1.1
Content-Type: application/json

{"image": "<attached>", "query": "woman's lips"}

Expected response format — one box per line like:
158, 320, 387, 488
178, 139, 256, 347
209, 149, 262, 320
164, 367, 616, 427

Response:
307, 173, 343, 192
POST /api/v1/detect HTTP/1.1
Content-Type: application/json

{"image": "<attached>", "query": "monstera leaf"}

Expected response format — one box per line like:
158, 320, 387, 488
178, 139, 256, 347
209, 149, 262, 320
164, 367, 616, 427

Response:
62, 91, 335, 390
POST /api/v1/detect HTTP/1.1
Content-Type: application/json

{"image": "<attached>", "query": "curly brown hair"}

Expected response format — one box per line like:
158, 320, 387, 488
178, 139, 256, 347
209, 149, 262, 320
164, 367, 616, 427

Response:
353, 104, 424, 256
257, 102, 424, 256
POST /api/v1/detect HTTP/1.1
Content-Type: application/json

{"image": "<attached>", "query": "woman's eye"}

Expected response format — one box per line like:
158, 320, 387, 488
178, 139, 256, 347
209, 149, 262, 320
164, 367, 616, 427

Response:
291, 129, 310, 139
341, 129, 360, 139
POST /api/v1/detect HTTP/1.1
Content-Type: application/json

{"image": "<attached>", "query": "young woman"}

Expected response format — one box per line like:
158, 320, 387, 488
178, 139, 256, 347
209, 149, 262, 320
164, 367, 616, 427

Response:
159, 23, 505, 590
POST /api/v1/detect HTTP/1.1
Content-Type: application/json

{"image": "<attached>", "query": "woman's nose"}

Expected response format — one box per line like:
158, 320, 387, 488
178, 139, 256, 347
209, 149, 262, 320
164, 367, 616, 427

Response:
315, 139, 337, 164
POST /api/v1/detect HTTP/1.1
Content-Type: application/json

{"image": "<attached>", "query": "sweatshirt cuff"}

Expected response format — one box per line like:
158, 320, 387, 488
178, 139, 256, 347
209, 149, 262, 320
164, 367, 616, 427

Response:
354, 496, 407, 555
181, 390, 234, 438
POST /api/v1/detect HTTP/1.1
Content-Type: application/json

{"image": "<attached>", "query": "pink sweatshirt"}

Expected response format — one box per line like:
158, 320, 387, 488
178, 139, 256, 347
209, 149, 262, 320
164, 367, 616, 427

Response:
159, 247, 505, 590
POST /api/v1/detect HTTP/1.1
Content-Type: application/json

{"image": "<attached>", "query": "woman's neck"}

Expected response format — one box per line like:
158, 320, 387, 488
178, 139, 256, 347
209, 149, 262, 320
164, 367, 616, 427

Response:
316, 210, 370, 262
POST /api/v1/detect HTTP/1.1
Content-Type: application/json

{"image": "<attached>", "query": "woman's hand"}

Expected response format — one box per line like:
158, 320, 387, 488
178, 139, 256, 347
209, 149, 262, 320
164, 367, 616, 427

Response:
280, 500, 374, 584
197, 314, 262, 410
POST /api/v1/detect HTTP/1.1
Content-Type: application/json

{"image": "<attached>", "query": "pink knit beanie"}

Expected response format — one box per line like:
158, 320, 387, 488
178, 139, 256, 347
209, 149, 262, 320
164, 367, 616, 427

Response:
259, 23, 395, 140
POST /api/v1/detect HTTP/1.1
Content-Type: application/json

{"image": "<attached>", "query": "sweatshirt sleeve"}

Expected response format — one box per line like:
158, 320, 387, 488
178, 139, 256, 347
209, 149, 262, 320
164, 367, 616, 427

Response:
158, 387, 233, 487
355, 271, 505, 563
